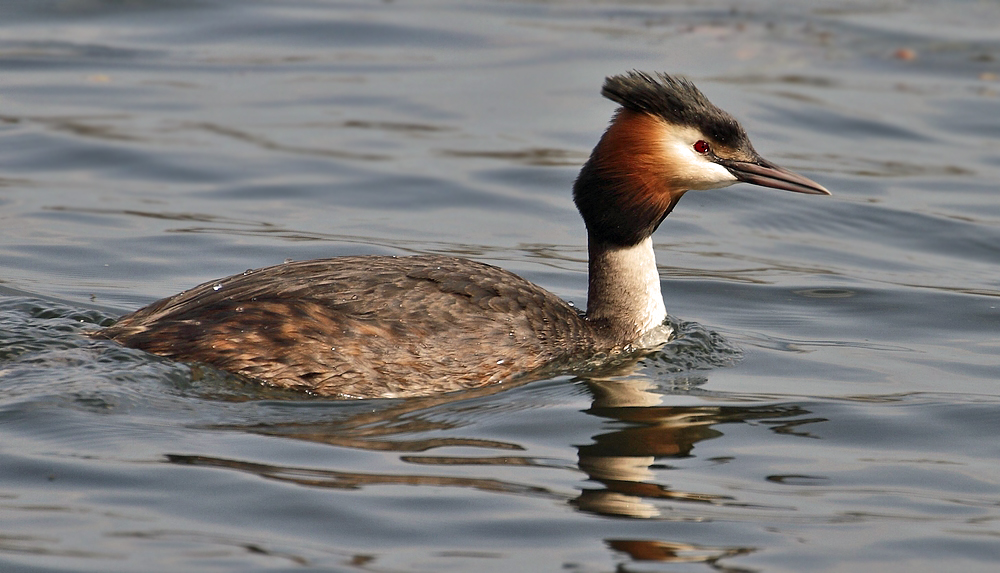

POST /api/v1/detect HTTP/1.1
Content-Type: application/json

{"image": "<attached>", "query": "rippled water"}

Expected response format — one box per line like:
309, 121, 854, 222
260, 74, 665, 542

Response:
1, 1, 999, 571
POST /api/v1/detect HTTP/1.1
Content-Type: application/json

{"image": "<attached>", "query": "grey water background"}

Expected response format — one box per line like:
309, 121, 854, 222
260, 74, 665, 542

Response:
1, 0, 999, 571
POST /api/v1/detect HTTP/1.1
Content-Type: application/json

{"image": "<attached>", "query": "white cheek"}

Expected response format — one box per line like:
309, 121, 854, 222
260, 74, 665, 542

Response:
688, 158, 738, 190
663, 135, 739, 191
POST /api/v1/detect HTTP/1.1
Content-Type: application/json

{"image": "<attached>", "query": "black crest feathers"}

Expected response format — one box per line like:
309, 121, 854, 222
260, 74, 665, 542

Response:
601, 71, 748, 147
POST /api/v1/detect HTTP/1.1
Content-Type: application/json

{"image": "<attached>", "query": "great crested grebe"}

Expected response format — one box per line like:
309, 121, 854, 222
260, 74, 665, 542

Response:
97, 71, 829, 399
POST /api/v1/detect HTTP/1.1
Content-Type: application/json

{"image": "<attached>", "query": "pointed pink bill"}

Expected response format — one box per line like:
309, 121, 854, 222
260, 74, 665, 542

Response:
722, 158, 830, 195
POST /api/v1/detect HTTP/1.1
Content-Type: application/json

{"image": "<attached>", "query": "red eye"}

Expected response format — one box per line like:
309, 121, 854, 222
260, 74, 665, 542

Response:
693, 140, 711, 154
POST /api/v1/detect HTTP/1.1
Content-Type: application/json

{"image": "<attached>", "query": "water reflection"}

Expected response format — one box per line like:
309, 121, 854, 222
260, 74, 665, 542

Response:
607, 539, 756, 572
168, 363, 825, 571
179, 373, 816, 519
576, 376, 814, 519
166, 454, 556, 498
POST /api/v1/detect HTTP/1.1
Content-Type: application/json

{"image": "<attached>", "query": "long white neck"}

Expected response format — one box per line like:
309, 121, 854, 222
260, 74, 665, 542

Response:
585, 235, 667, 344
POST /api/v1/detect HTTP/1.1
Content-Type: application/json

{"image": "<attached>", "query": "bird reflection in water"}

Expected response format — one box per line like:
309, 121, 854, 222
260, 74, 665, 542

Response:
169, 350, 822, 571
607, 539, 756, 570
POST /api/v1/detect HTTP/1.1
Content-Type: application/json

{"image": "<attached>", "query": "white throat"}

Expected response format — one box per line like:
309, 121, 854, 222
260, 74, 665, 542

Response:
586, 236, 668, 344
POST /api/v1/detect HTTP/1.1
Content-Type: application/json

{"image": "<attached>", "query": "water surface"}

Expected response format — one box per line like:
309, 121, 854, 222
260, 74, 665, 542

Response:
1, 1, 999, 571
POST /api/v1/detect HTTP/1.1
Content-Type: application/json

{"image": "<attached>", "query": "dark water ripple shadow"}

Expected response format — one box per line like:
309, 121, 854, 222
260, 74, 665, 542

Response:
438, 147, 588, 167
735, 330, 914, 354
165, 453, 562, 498
0, 113, 143, 143
0, 39, 165, 68
180, 121, 392, 162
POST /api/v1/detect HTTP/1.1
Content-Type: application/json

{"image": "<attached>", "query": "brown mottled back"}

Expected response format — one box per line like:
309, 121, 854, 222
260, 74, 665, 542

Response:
97, 255, 607, 398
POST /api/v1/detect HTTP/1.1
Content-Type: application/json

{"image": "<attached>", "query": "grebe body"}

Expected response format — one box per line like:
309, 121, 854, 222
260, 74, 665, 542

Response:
101, 255, 606, 398
98, 72, 829, 398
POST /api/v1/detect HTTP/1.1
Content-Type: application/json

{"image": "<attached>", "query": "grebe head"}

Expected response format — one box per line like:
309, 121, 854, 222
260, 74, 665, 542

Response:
574, 71, 829, 247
